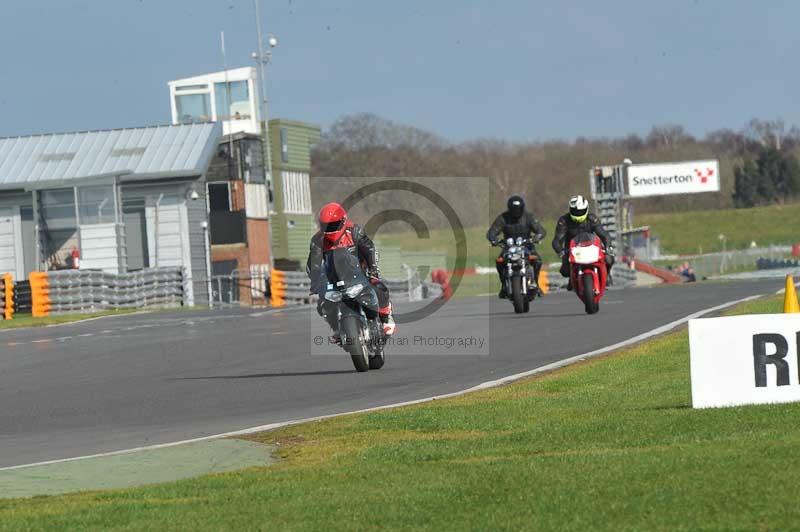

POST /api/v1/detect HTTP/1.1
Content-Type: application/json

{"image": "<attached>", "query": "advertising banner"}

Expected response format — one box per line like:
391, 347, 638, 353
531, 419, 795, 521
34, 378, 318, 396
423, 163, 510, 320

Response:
627, 159, 720, 197
689, 314, 800, 408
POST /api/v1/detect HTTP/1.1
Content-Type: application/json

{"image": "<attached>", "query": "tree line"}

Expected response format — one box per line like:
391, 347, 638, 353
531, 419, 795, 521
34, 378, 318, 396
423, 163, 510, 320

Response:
311, 113, 800, 224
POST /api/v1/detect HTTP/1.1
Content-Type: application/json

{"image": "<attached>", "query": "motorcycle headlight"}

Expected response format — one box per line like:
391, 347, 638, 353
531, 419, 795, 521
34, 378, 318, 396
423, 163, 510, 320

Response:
508, 253, 521, 261
324, 290, 343, 302
345, 283, 364, 299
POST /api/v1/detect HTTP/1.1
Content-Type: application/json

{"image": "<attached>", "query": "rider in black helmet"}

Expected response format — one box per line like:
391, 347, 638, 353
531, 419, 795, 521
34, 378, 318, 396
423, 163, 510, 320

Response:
486, 195, 547, 298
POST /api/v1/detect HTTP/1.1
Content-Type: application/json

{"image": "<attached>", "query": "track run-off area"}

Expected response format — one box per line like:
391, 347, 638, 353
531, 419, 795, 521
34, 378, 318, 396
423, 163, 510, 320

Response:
0, 279, 783, 469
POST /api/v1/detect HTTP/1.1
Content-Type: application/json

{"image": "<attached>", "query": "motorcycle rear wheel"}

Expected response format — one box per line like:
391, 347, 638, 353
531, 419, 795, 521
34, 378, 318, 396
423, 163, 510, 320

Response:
369, 345, 386, 369
342, 316, 369, 372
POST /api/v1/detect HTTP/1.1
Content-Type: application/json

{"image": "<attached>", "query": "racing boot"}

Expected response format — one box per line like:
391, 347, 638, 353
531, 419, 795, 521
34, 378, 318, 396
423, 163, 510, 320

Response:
379, 303, 397, 336
566, 279, 573, 291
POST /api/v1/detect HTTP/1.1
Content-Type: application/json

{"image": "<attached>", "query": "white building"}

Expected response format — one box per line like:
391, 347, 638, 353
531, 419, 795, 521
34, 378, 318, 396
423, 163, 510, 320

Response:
168, 67, 261, 136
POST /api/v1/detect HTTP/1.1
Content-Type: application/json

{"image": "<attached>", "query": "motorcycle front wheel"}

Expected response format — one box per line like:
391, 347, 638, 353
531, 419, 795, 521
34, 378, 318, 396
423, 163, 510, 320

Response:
511, 275, 525, 314
342, 315, 369, 372
582, 274, 599, 315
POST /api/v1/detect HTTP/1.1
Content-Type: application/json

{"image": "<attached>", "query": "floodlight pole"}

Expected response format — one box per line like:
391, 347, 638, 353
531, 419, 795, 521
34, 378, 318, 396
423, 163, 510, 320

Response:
253, 0, 276, 270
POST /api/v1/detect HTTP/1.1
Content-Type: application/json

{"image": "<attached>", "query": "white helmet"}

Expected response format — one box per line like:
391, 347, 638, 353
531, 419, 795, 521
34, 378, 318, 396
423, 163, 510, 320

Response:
569, 195, 589, 222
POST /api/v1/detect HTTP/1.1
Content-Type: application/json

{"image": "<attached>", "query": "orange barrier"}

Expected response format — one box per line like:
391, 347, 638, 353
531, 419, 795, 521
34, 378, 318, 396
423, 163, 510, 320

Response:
30, 272, 51, 317
2, 273, 13, 320
269, 270, 286, 307
634, 261, 683, 284
538, 270, 549, 295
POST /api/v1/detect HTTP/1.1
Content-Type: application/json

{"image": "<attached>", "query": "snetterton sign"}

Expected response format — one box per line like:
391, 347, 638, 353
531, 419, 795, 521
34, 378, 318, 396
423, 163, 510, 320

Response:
689, 314, 800, 408
627, 159, 720, 198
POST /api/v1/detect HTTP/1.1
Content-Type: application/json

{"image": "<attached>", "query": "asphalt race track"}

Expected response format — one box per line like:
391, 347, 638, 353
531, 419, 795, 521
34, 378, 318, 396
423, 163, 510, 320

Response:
0, 279, 782, 468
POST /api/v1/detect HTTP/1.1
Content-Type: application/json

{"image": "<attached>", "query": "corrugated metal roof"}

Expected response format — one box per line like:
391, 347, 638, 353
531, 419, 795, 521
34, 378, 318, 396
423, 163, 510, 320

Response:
0, 122, 222, 189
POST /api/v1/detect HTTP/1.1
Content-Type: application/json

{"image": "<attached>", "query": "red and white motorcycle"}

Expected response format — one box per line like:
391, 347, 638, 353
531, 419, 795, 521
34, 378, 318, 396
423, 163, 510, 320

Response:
568, 232, 608, 315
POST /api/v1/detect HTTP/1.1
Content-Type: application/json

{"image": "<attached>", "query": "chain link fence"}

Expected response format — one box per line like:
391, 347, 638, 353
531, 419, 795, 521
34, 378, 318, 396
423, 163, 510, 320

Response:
667, 245, 793, 280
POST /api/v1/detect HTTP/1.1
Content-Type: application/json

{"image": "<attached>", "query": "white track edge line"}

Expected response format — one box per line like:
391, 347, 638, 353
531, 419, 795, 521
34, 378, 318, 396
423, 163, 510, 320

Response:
0, 292, 766, 472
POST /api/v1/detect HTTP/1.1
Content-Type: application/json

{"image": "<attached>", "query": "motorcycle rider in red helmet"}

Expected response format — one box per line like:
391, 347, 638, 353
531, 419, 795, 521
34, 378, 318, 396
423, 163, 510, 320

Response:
307, 202, 396, 341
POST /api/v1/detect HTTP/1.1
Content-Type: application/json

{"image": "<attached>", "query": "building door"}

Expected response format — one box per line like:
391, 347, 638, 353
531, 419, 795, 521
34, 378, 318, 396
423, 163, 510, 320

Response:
20, 206, 36, 276
0, 207, 23, 278
122, 200, 149, 271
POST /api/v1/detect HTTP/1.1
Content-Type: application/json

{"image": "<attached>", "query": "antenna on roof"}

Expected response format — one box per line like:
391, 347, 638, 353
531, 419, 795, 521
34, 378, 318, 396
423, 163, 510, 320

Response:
221, 30, 235, 179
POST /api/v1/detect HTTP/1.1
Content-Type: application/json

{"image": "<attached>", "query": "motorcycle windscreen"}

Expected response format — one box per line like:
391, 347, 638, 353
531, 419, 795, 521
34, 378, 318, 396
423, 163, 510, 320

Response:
572, 232, 596, 247
324, 248, 367, 286
322, 248, 378, 311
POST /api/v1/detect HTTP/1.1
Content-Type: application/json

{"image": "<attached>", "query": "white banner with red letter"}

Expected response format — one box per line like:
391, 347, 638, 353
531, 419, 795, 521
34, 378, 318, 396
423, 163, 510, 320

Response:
627, 159, 720, 197
689, 314, 800, 408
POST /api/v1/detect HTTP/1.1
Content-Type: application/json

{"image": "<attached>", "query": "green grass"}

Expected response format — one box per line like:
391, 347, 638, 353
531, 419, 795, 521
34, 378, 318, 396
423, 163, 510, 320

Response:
639, 202, 800, 255
377, 202, 800, 268
0, 310, 138, 330
2, 296, 797, 530
375, 224, 559, 271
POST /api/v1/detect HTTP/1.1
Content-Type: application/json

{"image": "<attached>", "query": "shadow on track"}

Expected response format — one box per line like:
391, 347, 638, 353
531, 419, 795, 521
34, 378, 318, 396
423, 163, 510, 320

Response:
169, 370, 355, 380
505, 312, 586, 319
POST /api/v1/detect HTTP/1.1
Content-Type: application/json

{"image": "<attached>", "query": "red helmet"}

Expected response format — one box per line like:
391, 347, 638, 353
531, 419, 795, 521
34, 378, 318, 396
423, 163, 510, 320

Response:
319, 202, 348, 243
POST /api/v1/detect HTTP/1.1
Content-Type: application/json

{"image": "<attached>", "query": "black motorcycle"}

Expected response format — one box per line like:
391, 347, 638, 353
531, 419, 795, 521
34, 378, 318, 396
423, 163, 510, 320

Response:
320, 248, 386, 372
495, 237, 538, 313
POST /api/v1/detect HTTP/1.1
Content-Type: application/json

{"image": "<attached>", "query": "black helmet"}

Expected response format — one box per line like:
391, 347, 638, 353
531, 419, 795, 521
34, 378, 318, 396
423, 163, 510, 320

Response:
507, 195, 525, 219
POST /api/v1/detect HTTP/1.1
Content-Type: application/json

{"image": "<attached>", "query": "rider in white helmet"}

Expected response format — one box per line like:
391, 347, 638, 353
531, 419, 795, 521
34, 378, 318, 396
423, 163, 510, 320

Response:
552, 195, 614, 289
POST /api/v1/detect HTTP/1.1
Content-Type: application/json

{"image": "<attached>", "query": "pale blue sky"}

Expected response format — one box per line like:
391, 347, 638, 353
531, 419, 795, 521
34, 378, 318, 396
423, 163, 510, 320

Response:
1, 0, 797, 141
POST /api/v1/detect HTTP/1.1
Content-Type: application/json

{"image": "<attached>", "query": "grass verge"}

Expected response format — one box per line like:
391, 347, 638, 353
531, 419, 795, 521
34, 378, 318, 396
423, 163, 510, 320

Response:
377, 202, 800, 268
2, 297, 797, 531
0, 310, 139, 330
639, 201, 800, 255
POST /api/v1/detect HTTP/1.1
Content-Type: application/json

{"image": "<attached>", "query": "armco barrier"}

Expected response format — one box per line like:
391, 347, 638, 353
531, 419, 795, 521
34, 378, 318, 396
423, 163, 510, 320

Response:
269, 269, 435, 307
29, 274, 48, 317
1, 273, 13, 320
30, 268, 184, 316
14, 280, 33, 315
270, 270, 314, 307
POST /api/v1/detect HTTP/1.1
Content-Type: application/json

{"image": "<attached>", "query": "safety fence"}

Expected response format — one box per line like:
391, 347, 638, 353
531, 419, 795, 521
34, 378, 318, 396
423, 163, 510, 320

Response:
15, 280, 33, 314
660, 245, 793, 279
269, 270, 315, 307
540, 264, 636, 292
757, 257, 800, 270
28, 267, 184, 316
634, 262, 684, 284
1, 273, 12, 320
207, 265, 273, 307
268, 268, 439, 308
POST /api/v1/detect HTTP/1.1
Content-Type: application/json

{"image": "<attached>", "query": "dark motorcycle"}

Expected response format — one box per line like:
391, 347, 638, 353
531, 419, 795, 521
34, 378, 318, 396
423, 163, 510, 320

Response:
321, 248, 386, 372
495, 236, 538, 313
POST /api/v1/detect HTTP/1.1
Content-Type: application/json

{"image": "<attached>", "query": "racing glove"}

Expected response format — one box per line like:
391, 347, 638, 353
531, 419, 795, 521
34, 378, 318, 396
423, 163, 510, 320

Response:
367, 265, 381, 280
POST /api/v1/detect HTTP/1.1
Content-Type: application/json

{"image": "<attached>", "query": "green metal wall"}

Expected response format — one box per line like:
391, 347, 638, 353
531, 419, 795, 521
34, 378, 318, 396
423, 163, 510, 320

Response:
266, 119, 320, 263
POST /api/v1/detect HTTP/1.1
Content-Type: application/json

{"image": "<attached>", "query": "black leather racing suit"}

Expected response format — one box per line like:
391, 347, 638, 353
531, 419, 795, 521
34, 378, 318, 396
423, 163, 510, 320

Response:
486, 211, 547, 287
551, 213, 614, 279
306, 223, 391, 330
